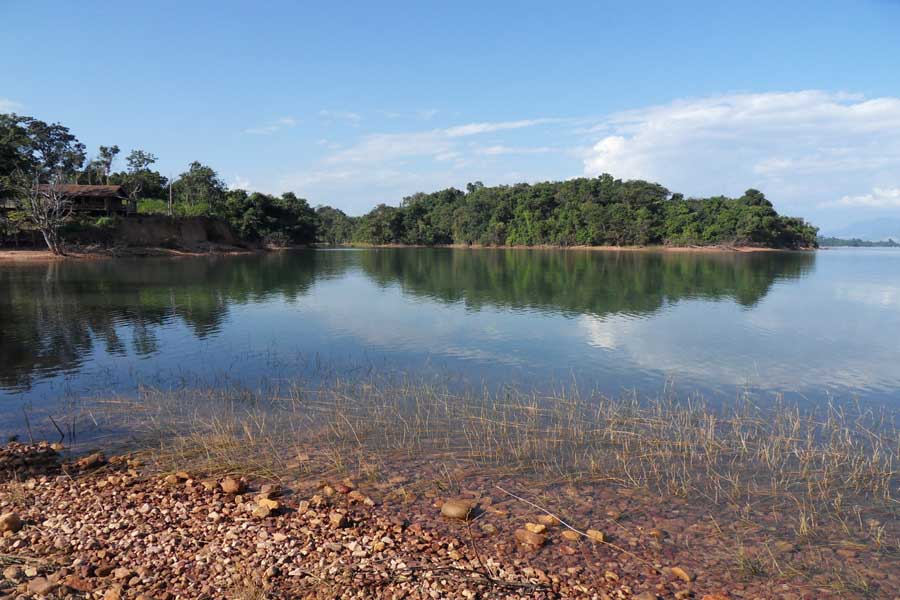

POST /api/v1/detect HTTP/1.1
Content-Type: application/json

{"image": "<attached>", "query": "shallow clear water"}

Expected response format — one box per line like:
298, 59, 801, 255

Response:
1, 247, 899, 416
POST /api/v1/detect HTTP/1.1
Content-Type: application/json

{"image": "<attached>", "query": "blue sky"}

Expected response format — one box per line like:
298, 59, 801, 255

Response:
2, 0, 900, 232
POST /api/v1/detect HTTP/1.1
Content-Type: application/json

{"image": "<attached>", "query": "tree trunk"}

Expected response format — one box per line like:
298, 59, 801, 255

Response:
42, 228, 64, 256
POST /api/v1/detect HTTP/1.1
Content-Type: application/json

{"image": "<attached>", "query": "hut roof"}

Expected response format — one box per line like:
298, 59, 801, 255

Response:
35, 184, 126, 198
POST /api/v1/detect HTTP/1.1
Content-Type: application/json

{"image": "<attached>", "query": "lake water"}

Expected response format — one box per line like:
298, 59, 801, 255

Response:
2, 248, 899, 422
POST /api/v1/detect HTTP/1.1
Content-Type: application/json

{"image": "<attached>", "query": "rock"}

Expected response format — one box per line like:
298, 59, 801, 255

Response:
257, 497, 280, 510
264, 565, 280, 578
329, 511, 349, 529
2, 565, 23, 582
670, 566, 692, 583
76, 452, 105, 469
514, 528, 545, 548
273, 532, 288, 542
440, 499, 473, 520
586, 529, 605, 543
220, 477, 245, 494
104, 585, 123, 600
700, 595, 729, 600
252, 505, 272, 518
23, 565, 38, 577
163, 474, 179, 485
113, 567, 133, 580
480, 523, 498, 534
0, 512, 23, 533
633, 593, 657, 600
26, 577, 57, 595
259, 484, 281, 498
348, 490, 375, 506
536, 514, 560, 526
648, 528, 667, 540
50, 442, 65, 451
95, 564, 113, 578
604, 570, 619, 581
524, 522, 547, 534
561, 530, 581, 541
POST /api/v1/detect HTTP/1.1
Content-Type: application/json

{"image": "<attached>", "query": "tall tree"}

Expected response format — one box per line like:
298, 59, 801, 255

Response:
97, 145, 120, 184
123, 149, 158, 210
173, 161, 225, 209
1, 114, 86, 254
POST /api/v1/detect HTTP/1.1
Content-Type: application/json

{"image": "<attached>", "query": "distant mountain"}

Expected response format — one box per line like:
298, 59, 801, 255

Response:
826, 218, 900, 242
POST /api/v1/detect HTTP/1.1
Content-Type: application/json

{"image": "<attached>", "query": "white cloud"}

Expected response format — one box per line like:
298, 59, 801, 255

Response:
826, 187, 900, 208
323, 118, 557, 165
229, 175, 251, 190
582, 91, 900, 224
417, 108, 439, 121
443, 118, 557, 138
0, 98, 21, 112
475, 145, 554, 156
319, 109, 362, 124
244, 116, 298, 135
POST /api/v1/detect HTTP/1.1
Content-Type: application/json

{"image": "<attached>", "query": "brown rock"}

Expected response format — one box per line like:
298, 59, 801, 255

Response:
329, 511, 349, 529
524, 522, 547, 534
257, 497, 280, 510
76, 452, 105, 469
440, 499, 473, 520
27, 577, 57, 595
252, 505, 272, 518
514, 528, 546, 548
104, 584, 123, 600
633, 593, 657, 600
670, 566, 692, 583
220, 477, 245, 494
561, 530, 581, 541
586, 529, 605, 543
536, 514, 560, 526
0, 513, 22, 533
2, 565, 23, 582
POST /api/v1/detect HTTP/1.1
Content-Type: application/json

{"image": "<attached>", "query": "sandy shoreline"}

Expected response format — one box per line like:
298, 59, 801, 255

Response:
0, 243, 807, 264
0, 246, 260, 263
347, 243, 799, 253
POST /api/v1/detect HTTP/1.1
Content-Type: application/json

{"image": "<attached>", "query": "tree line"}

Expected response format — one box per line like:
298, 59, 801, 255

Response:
1, 112, 818, 253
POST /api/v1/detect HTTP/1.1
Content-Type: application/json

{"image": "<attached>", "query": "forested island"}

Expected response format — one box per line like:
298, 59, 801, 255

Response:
817, 236, 899, 247
1, 112, 818, 254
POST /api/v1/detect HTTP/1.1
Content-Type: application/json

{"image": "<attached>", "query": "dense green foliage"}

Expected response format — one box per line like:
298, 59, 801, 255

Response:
2, 111, 818, 250
315, 205, 356, 245
817, 236, 899, 247
350, 177, 818, 249
217, 190, 317, 246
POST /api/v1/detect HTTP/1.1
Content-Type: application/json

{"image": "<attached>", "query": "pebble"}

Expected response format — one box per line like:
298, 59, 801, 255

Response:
514, 528, 546, 548
0, 512, 23, 533
440, 499, 473, 520
220, 477, 245, 494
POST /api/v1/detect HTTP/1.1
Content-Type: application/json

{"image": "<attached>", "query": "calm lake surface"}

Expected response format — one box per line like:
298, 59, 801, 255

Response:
2, 247, 899, 420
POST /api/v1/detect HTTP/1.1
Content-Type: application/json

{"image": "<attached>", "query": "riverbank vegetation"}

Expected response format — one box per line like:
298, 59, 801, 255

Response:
818, 236, 899, 247
2, 112, 818, 254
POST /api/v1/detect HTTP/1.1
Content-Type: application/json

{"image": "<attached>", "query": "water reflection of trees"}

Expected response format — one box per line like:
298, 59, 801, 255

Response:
358, 249, 815, 316
0, 252, 354, 390
0, 248, 815, 391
